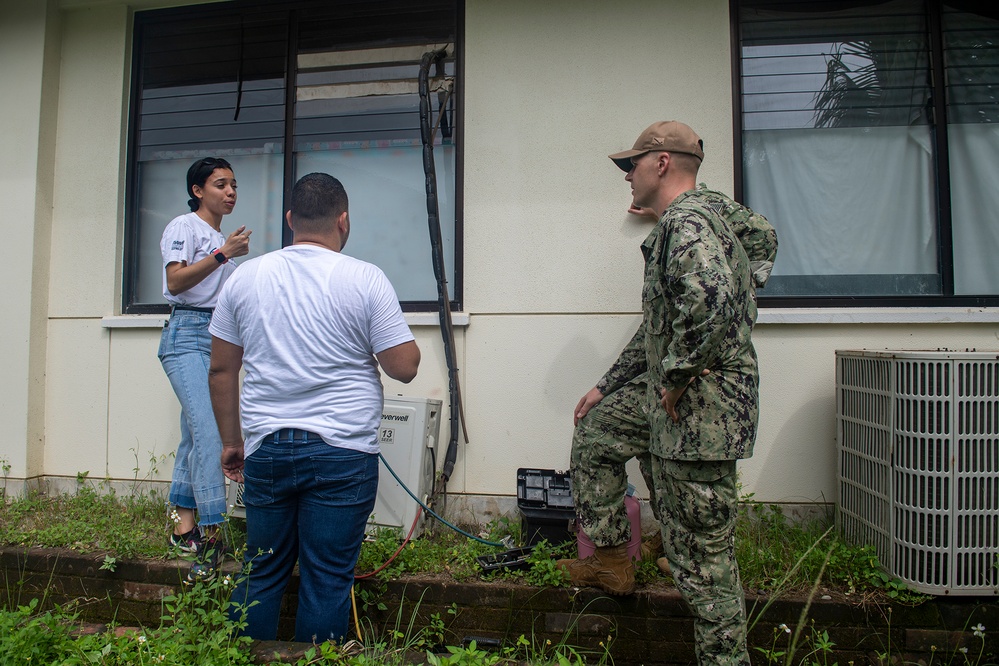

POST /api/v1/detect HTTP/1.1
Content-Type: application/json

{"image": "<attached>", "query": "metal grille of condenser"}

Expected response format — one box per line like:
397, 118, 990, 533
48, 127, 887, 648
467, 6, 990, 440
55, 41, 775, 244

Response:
836, 350, 999, 595
226, 396, 442, 538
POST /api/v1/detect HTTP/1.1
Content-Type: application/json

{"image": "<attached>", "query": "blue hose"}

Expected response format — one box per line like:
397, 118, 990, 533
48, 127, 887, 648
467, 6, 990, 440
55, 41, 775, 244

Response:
379, 452, 505, 548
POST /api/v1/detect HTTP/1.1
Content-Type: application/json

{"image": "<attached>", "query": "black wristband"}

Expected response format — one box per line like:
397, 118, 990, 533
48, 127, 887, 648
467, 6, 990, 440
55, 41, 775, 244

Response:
213, 250, 227, 264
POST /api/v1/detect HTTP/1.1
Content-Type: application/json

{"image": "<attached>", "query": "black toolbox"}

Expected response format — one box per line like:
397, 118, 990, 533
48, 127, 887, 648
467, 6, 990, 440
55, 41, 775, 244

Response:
516, 468, 575, 546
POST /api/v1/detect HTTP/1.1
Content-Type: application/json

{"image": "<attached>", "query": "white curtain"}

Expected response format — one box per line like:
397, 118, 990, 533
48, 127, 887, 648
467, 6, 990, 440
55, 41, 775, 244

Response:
948, 123, 999, 295
296, 145, 456, 303
743, 126, 938, 294
135, 145, 456, 305
743, 124, 999, 296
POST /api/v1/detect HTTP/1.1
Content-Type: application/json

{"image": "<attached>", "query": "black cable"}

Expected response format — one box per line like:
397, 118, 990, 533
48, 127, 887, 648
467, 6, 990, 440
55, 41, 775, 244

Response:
233, 15, 244, 122
418, 49, 462, 484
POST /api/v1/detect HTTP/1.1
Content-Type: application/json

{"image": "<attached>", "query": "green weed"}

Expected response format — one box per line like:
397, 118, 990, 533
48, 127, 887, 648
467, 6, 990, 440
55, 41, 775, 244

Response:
0, 486, 166, 559
736, 497, 928, 603
493, 602, 615, 666
355, 579, 388, 614
425, 639, 503, 665
0, 598, 87, 664
0, 457, 10, 500
0, 570, 253, 665
0, 487, 932, 606
523, 539, 572, 588
755, 620, 839, 666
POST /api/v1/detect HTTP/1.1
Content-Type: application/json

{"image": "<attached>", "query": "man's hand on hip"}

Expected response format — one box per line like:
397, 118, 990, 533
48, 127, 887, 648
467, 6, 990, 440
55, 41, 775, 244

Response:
660, 369, 711, 422
574, 387, 605, 426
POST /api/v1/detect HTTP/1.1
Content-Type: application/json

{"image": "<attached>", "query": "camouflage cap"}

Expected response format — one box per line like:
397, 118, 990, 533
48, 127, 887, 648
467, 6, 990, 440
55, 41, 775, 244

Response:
609, 121, 704, 171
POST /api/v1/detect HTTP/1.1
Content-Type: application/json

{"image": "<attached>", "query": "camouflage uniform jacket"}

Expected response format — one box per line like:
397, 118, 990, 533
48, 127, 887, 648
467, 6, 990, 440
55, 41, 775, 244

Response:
596, 185, 776, 410
642, 186, 762, 461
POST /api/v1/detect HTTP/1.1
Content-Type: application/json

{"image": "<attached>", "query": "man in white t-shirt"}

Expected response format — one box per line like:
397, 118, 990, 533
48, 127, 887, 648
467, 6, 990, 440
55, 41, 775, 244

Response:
208, 172, 420, 644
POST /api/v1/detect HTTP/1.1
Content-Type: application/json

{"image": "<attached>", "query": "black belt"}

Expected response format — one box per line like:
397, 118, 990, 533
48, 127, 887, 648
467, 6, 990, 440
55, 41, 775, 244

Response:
172, 305, 214, 314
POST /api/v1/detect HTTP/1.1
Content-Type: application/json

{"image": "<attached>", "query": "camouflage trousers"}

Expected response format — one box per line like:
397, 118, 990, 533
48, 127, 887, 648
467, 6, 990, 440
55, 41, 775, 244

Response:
571, 378, 749, 666
651, 457, 749, 666
570, 379, 657, 548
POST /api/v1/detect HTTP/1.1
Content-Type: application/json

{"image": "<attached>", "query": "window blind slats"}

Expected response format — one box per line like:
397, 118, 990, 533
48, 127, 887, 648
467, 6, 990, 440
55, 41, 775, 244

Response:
741, 1, 930, 130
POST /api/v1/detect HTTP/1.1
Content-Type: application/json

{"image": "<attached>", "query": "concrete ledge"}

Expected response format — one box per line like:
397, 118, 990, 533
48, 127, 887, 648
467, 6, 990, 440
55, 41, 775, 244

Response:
756, 306, 999, 325
3, 546, 998, 665
96, 308, 999, 330
99, 312, 470, 329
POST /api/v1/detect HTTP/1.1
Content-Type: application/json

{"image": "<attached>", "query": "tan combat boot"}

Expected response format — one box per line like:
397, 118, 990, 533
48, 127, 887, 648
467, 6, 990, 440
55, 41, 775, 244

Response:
556, 544, 636, 595
640, 532, 664, 562
642, 532, 673, 576
639, 532, 672, 576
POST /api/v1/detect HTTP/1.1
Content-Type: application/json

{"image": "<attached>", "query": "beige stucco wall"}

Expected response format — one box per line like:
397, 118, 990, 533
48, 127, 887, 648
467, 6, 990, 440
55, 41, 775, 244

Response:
464, 0, 736, 314
5, 0, 999, 516
41, 4, 130, 482
0, 0, 61, 484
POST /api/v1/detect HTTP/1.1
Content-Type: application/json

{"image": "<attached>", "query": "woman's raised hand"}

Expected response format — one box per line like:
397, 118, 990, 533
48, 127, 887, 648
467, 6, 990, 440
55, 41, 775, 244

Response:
222, 225, 253, 258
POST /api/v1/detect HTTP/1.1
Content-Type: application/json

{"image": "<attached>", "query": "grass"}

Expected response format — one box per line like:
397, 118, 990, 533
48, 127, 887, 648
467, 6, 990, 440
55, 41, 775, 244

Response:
0, 574, 255, 666
0, 482, 923, 603
734, 498, 925, 602
1, 482, 973, 666
0, 585, 616, 666
0, 483, 166, 559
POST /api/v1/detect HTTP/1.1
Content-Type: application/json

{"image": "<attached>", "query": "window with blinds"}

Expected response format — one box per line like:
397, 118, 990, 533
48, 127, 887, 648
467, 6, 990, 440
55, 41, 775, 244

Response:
293, 44, 456, 304
125, 1, 459, 313
736, 0, 999, 305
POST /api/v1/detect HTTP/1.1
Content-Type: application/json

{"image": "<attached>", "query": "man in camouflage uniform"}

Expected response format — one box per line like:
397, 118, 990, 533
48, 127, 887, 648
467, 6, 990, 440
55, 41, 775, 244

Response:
559, 121, 776, 666
563, 195, 775, 587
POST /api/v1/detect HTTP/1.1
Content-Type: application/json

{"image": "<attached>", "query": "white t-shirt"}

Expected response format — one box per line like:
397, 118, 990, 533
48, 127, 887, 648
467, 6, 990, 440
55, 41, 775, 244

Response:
209, 245, 415, 458
160, 212, 237, 307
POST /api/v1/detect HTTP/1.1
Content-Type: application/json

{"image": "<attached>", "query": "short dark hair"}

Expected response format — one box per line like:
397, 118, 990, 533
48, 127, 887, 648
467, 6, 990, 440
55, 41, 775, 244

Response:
186, 157, 233, 212
290, 173, 349, 233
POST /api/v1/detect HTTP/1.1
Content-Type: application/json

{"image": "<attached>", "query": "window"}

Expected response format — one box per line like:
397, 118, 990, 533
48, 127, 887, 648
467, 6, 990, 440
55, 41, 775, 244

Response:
125, 1, 459, 313
735, 0, 999, 306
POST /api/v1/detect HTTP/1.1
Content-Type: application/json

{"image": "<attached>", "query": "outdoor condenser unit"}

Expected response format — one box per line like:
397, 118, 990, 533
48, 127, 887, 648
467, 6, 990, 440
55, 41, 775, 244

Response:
226, 395, 443, 538
836, 349, 999, 595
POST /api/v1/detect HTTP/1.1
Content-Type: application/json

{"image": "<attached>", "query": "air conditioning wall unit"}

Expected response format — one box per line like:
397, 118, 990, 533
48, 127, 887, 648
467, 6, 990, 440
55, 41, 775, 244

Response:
227, 395, 442, 538
836, 349, 999, 595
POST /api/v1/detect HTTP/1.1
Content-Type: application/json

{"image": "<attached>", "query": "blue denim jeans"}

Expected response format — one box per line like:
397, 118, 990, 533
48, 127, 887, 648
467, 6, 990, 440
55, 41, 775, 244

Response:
158, 309, 227, 526
230, 430, 378, 643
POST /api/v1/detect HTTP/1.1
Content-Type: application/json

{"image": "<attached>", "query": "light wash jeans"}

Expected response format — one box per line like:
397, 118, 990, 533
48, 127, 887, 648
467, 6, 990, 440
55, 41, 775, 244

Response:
230, 430, 378, 643
158, 308, 227, 526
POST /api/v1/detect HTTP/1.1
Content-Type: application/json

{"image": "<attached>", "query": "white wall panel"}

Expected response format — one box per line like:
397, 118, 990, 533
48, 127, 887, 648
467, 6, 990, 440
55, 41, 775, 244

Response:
0, 0, 58, 481
44, 319, 110, 478
461, 314, 642, 496
382, 326, 464, 489
107, 327, 177, 482
48, 5, 127, 318
101, 325, 459, 486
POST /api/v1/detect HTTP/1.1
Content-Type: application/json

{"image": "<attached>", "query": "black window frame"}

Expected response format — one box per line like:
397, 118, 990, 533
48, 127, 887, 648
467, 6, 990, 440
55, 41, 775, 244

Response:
123, 0, 463, 314
730, 0, 999, 308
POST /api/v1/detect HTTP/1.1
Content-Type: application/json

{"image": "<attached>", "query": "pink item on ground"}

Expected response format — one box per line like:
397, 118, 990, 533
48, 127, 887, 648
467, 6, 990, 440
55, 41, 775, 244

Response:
575, 493, 643, 561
